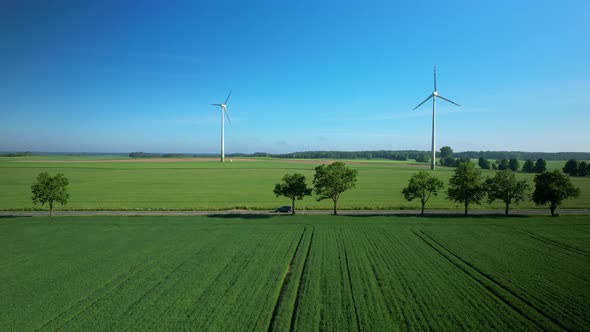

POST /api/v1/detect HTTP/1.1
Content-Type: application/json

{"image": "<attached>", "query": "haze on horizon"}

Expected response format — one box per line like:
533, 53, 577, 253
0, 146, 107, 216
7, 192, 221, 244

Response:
2, 1, 589, 154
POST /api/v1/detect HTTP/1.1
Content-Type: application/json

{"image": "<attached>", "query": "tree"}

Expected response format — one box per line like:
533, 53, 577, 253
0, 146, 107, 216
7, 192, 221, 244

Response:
273, 173, 312, 215
522, 159, 535, 173
534, 158, 547, 173
439, 146, 454, 167
497, 158, 509, 170
508, 158, 520, 171
485, 169, 529, 215
402, 171, 444, 216
578, 161, 589, 177
532, 170, 580, 216
563, 159, 579, 175
439, 146, 453, 159
313, 162, 358, 215
478, 157, 491, 169
447, 162, 486, 216
31, 172, 70, 217
415, 153, 430, 163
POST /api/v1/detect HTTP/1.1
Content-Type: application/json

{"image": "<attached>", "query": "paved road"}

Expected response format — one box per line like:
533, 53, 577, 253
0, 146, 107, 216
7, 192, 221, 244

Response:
1, 209, 590, 217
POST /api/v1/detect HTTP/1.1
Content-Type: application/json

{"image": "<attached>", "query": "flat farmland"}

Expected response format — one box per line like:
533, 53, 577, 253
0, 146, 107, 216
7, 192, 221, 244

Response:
1, 215, 589, 330
1, 158, 589, 211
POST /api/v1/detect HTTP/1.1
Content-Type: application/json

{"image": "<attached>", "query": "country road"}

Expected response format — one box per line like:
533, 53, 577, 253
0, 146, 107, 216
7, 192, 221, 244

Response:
1, 209, 590, 217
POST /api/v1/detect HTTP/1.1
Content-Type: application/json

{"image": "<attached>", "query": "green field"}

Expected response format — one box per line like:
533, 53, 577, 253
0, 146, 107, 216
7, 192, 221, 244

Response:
1, 215, 588, 330
1, 158, 589, 211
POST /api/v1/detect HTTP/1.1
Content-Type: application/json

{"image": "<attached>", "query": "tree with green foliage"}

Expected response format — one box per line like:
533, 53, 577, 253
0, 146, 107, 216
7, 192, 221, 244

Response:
578, 161, 589, 177
563, 159, 579, 175
313, 162, 358, 215
273, 173, 312, 215
440, 146, 453, 159
447, 162, 486, 216
508, 158, 520, 171
31, 172, 70, 217
497, 158, 509, 170
415, 153, 430, 163
402, 171, 444, 216
478, 157, 490, 169
522, 159, 535, 173
485, 169, 529, 215
534, 158, 547, 173
532, 170, 580, 216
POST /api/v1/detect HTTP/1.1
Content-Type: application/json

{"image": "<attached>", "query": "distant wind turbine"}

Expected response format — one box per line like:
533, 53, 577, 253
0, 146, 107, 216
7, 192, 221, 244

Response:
413, 67, 460, 170
211, 90, 232, 162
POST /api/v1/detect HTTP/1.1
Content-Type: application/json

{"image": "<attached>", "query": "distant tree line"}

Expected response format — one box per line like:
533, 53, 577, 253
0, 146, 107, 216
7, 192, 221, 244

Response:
453, 151, 590, 161
0, 151, 33, 157
227, 150, 590, 161
129, 152, 202, 158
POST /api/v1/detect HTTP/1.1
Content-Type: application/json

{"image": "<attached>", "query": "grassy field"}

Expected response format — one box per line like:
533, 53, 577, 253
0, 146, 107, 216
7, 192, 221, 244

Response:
1, 157, 589, 211
1, 215, 588, 330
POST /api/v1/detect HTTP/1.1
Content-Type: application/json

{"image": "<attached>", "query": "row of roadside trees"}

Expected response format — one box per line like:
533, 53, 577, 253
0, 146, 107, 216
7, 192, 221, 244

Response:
402, 162, 580, 216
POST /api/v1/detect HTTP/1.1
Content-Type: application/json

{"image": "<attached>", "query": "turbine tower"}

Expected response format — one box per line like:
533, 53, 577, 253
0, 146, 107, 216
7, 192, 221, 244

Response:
413, 67, 460, 170
211, 90, 232, 162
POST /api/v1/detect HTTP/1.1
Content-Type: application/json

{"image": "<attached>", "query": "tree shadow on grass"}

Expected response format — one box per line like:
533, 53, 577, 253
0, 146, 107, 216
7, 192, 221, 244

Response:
0, 215, 32, 219
207, 213, 273, 220
345, 213, 530, 219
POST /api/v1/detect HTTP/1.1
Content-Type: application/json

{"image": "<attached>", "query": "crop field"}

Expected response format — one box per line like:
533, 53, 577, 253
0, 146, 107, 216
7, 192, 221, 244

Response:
1, 157, 589, 211
1, 215, 589, 331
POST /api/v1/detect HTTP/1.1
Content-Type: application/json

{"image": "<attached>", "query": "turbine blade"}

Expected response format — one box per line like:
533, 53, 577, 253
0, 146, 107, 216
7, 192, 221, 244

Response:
413, 94, 433, 110
437, 95, 461, 107
434, 66, 437, 91
223, 107, 231, 124
224, 90, 232, 105
211, 103, 222, 106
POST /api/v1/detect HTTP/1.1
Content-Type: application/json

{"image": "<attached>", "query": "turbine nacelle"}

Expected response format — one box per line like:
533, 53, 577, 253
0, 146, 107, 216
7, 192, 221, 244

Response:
433, 91, 438, 96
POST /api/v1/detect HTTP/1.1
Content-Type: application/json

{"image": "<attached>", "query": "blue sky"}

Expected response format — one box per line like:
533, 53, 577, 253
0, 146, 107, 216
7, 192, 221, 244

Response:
2, 0, 589, 153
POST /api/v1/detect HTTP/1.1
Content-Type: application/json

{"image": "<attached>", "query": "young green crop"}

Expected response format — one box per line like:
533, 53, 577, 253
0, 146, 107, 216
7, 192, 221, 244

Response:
1, 215, 588, 330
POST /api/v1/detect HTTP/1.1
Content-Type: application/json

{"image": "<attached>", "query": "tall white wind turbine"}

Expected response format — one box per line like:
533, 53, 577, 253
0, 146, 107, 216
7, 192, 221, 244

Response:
211, 90, 232, 162
413, 67, 460, 170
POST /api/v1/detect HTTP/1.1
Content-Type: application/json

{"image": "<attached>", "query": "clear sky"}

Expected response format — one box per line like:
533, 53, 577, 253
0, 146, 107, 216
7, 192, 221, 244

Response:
2, 0, 589, 153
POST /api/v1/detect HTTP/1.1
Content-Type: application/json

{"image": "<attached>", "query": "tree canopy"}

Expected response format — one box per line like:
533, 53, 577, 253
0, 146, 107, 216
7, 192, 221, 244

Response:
485, 169, 529, 215
273, 173, 312, 215
534, 159, 547, 173
522, 159, 535, 173
313, 162, 358, 215
447, 162, 486, 216
31, 172, 70, 217
532, 170, 580, 216
402, 171, 444, 215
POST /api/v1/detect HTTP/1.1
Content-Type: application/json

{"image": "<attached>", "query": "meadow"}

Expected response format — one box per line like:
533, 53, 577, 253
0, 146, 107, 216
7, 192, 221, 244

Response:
1, 157, 589, 212
1, 215, 588, 330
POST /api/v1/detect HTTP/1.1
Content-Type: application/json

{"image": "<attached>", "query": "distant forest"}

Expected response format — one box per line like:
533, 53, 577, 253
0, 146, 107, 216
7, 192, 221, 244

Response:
226, 150, 590, 161
2, 150, 589, 161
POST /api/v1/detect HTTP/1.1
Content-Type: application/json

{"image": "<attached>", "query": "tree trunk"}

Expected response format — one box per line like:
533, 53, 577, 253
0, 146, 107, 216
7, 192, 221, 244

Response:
291, 198, 295, 215
464, 200, 468, 216
333, 199, 338, 215
49, 201, 53, 217
550, 202, 557, 216
421, 201, 425, 216
505, 202, 509, 216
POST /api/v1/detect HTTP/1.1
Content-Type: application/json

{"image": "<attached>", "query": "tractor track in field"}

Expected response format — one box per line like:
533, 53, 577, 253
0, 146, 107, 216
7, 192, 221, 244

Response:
414, 230, 569, 332
342, 243, 362, 332
267, 226, 308, 332
3, 209, 590, 217
290, 225, 315, 332
518, 230, 590, 257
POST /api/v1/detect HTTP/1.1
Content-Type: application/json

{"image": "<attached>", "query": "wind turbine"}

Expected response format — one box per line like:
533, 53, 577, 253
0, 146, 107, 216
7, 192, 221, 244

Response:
211, 90, 232, 162
413, 67, 460, 170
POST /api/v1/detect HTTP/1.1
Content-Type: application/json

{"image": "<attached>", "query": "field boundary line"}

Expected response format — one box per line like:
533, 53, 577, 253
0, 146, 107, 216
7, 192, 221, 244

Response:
290, 225, 315, 332
414, 230, 568, 332
267, 226, 308, 332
